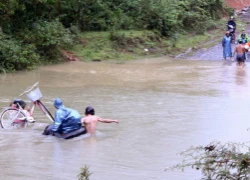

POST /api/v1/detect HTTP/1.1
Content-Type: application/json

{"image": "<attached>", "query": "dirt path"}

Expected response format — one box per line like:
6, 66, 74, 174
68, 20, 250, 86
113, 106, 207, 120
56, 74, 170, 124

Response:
179, 8, 250, 61
225, 0, 250, 10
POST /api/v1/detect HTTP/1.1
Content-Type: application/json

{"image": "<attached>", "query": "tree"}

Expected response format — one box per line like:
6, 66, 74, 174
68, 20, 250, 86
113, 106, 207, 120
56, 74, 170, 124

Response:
166, 141, 250, 179
0, 0, 231, 72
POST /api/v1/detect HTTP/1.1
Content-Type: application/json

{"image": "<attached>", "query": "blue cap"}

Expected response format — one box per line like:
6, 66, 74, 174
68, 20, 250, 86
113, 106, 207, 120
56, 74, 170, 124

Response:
54, 98, 63, 109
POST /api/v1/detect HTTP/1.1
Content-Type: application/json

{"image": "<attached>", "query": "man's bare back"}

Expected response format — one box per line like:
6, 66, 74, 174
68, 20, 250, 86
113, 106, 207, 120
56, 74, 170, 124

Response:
233, 41, 246, 67
81, 115, 99, 134
81, 106, 118, 134
234, 44, 245, 55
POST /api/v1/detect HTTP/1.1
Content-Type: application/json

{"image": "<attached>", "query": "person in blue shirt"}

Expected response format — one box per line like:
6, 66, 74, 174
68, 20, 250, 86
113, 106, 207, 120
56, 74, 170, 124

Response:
43, 98, 86, 139
222, 31, 232, 61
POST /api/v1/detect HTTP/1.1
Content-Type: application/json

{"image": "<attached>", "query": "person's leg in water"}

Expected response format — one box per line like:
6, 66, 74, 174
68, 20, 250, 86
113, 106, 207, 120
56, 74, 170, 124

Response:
237, 55, 245, 68
241, 59, 245, 68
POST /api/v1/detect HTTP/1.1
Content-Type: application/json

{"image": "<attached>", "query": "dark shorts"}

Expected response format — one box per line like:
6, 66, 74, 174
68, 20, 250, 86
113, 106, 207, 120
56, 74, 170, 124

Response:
236, 54, 245, 62
43, 124, 87, 139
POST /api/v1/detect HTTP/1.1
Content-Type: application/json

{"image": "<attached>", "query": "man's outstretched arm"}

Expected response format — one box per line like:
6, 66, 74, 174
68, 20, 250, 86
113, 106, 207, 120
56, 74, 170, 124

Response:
98, 117, 118, 123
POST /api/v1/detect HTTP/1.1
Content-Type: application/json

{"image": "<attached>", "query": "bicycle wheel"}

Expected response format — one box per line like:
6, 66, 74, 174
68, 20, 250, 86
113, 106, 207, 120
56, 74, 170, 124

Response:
0, 108, 28, 129
37, 100, 54, 122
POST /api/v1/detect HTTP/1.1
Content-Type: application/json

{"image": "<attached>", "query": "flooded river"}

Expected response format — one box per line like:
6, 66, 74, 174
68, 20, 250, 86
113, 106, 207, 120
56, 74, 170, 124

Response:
0, 57, 250, 180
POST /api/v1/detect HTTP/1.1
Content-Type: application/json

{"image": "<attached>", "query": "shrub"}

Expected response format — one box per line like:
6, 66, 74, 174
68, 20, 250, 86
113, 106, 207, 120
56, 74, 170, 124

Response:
0, 30, 40, 72
78, 166, 92, 180
26, 19, 75, 62
166, 140, 250, 179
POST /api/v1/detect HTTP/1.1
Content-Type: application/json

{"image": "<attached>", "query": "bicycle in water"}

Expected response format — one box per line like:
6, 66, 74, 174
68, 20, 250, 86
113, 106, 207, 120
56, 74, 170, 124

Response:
0, 82, 54, 129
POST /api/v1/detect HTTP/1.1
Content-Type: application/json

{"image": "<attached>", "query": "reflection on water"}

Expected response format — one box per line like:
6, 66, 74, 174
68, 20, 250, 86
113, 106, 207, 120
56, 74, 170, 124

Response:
236, 68, 247, 85
0, 58, 250, 179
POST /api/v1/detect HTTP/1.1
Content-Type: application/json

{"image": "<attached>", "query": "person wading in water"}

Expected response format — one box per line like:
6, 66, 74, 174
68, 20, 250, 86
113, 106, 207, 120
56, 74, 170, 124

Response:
233, 39, 246, 68
81, 106, 118, 135
222, 31, 233, 61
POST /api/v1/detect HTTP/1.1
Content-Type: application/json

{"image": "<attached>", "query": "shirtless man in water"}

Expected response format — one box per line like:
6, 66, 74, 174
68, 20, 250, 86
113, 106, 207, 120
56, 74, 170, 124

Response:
81, 106, 118, 134
233, 39, 246, 67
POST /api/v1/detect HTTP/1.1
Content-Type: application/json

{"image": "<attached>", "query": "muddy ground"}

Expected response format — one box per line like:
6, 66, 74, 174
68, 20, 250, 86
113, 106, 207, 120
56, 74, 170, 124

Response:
225, 0, 250, 10
179, 8, 250, 61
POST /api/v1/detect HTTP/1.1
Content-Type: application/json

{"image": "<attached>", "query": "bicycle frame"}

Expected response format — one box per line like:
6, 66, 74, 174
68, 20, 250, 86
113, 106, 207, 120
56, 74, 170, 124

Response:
30, 100, 54, 122
9, 108, 26, 122
19, 82, 54, 122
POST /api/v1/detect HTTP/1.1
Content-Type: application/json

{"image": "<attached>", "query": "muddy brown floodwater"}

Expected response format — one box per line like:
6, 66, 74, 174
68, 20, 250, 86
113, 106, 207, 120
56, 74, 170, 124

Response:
0, 57, 250, 180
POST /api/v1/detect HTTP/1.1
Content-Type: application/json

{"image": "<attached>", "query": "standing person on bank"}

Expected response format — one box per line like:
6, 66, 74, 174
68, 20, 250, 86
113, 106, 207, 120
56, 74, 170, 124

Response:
238, 28, 249, 60
227, 16, 236, 33
222, 31, 233, 61
238, 28, 249, 44
227, 16, 236, 43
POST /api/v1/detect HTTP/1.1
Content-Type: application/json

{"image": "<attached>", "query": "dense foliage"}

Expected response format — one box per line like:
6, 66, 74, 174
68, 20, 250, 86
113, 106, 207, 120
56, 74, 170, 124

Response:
166, 141, 250, 179
0, 0, 229, 72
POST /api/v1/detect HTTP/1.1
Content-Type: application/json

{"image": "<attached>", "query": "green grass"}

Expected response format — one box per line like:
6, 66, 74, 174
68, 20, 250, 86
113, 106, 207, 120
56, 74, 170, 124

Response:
71, 30, 161, 61
176, 34, 210, 48
72, 32, 113, 61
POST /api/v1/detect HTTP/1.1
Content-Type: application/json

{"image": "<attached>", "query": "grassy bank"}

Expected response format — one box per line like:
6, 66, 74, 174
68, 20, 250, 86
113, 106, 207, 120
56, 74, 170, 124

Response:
71, 17, 248, 61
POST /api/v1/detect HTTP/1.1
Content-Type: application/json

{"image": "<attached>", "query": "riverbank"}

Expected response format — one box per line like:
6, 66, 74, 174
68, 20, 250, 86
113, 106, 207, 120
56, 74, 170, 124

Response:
70, 10, 250, 62
0, 1, 245, 73
182, 7, 250, 61
70, 26, 228, 62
